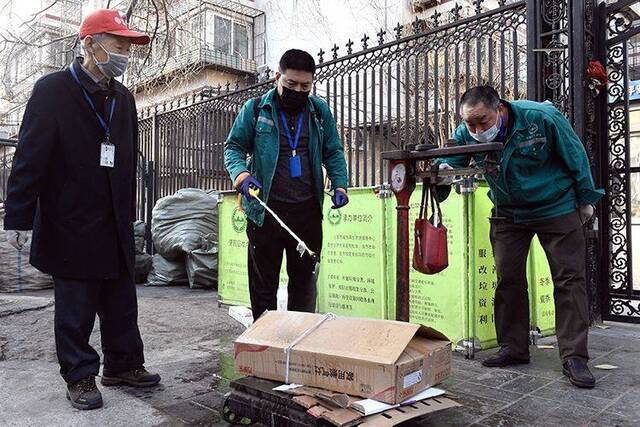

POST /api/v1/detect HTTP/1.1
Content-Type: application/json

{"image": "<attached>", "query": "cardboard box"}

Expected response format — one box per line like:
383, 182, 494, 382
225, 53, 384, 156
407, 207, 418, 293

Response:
234, 311, 452, 404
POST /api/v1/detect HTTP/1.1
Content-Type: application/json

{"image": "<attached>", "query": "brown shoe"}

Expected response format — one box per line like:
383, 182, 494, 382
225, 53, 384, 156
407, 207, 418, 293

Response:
101, 367, 161, 388
66, 376, 103, 410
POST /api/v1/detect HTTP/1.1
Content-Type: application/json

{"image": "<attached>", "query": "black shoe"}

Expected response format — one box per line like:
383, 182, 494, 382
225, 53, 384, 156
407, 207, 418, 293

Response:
66, 376, 103, 410
482, 347, 530, 368
563, 358, 595, 389
101, 366, 161, 388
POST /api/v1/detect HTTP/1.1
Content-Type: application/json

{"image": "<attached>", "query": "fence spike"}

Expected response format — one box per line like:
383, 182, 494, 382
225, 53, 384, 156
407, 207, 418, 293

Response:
431, 10, 442, 27
331, 44, 339, 60
361, 33, 370, 50
346, 39, 354, 55
473, 0, 485, 14
377, 28, 386, 45
394, 22, 403, 39
452, 3, 463, 20
411, 17, 420, 34
318, 48, 325, 64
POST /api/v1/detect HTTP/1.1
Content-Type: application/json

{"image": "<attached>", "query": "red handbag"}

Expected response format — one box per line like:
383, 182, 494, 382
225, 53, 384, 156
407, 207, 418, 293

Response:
413, 183, 449, 275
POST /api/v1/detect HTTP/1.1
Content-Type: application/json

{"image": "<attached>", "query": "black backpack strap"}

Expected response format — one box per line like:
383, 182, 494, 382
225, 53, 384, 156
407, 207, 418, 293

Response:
308, 96, 323, 122
252, 96, 262, 122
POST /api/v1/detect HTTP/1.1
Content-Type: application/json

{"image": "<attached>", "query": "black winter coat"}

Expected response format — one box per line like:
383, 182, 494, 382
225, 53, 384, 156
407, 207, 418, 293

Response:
3, 58, 138, 280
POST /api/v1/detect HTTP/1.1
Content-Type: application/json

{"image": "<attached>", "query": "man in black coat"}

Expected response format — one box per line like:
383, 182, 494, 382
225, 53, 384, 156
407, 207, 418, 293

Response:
3, 9, 160, 410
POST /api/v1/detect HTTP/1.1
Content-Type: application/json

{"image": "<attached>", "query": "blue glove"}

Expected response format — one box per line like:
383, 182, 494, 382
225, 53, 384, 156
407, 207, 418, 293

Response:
331, 190, 349, 209
238, 175, 262, 199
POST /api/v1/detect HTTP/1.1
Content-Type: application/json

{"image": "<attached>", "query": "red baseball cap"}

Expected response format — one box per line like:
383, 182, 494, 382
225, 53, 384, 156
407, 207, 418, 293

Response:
79, 9, 150, 45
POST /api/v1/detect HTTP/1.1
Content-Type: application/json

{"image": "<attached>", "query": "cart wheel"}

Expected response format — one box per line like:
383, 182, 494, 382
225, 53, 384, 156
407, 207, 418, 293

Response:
222, 395, 255, 425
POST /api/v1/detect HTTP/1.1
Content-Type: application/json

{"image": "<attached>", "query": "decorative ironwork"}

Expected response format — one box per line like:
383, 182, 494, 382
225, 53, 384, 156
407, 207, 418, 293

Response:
603, 0, 640, 322
135, 2, 528, 208
361, 34, 370, 50
610, 298, 640, 317
451, 3, 463, 20
394, 22, 403, 40
473, 0, 485, 14
346, 39, 354, 55
534, 0, 572, 119
377, 28, 386, 46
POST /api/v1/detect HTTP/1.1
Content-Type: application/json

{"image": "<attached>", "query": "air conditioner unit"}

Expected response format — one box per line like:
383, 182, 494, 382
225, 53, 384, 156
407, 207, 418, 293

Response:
411, 0, 440, 14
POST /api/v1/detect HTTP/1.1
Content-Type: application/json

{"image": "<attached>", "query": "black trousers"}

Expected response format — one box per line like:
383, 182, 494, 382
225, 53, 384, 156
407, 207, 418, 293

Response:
490, 211, 590, 362
246, 198, 323, 320
53, 266, 145, 384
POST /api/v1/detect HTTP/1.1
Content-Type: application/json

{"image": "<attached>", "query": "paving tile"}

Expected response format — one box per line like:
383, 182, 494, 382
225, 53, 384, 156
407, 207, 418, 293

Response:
466, 369, 525, 389
496, 395, 554, 421
587, 410, 637, 426
473, 412, 529, 427
157, 399, 221, 424
499, 373, 555, 394
606, 391, 640, 421
448, 381, 524, 405
532, 380, 613, 412
413, 405, 485, 426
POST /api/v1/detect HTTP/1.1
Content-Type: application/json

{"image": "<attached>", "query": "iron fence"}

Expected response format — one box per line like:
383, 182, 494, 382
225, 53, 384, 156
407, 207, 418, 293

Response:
137, 1, 529, 200
0, 139, 17, 206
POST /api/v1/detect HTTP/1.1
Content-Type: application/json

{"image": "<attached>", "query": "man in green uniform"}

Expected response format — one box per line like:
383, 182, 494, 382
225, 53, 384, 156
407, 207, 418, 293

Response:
224, 49, 349, 320
438, 86, 604, 388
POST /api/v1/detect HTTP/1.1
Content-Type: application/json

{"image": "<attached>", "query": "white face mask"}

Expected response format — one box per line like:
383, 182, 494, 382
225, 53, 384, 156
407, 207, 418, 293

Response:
92, 40, 129, 78
469, 115, 501, 143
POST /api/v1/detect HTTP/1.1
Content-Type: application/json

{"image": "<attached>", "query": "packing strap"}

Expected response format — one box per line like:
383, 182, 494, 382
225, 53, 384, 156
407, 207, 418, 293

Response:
284, 312, 336, 384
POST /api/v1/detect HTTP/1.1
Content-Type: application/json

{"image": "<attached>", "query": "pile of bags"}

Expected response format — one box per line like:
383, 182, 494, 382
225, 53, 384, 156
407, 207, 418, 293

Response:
133, 221, 152, 284
147, 188, 220, 289
0, 206, 53, 292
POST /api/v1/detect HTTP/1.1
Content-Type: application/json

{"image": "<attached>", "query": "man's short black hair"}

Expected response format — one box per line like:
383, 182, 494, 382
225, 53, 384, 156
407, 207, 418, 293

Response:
460, 85, 501, 110
279, 49, 316, 75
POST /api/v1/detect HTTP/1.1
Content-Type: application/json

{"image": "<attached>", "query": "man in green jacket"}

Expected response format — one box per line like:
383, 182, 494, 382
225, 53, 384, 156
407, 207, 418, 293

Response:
438, 86, 604, 389
224, 49, 349, 320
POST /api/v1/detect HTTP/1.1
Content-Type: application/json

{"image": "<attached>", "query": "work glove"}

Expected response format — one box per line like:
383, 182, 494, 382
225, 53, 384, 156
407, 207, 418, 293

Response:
331, 189, 349, 209
6, 230, 31, 251
579, 204, 595, 225
436, 163, 454, 186
237, 175, 263, 200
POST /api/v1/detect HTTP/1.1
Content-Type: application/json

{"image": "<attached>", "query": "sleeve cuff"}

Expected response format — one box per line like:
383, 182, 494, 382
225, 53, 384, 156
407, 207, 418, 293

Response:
577, 188, 605, 206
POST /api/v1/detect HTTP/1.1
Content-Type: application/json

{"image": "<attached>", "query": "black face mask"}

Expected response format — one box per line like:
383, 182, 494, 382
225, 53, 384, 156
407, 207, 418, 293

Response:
279, 85, 310, 113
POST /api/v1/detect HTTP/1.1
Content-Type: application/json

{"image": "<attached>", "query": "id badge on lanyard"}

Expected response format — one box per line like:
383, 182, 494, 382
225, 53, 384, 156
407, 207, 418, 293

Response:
100, 140, 115, 168
69, 63, 117, 168
281, 112, 304, 178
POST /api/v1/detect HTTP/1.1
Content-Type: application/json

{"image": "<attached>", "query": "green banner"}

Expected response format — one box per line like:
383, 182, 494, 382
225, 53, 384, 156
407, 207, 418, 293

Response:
471, 187, 499, 348
217, 193, 288, 307
386, 184, 467, 345
217, 184, 557, 349
317, 188, 388, 319
218, 195, 252, 306
529, 236, 556, 336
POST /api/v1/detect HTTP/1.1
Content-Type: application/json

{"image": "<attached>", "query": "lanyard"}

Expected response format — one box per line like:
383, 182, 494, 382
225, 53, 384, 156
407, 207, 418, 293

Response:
69, 63, 116, 140
280, 111, 304, 156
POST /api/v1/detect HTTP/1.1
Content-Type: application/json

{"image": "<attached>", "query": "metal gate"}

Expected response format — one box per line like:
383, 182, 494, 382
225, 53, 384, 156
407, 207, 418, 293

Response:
137, 1, 529, 197
602, 0, 640, 322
